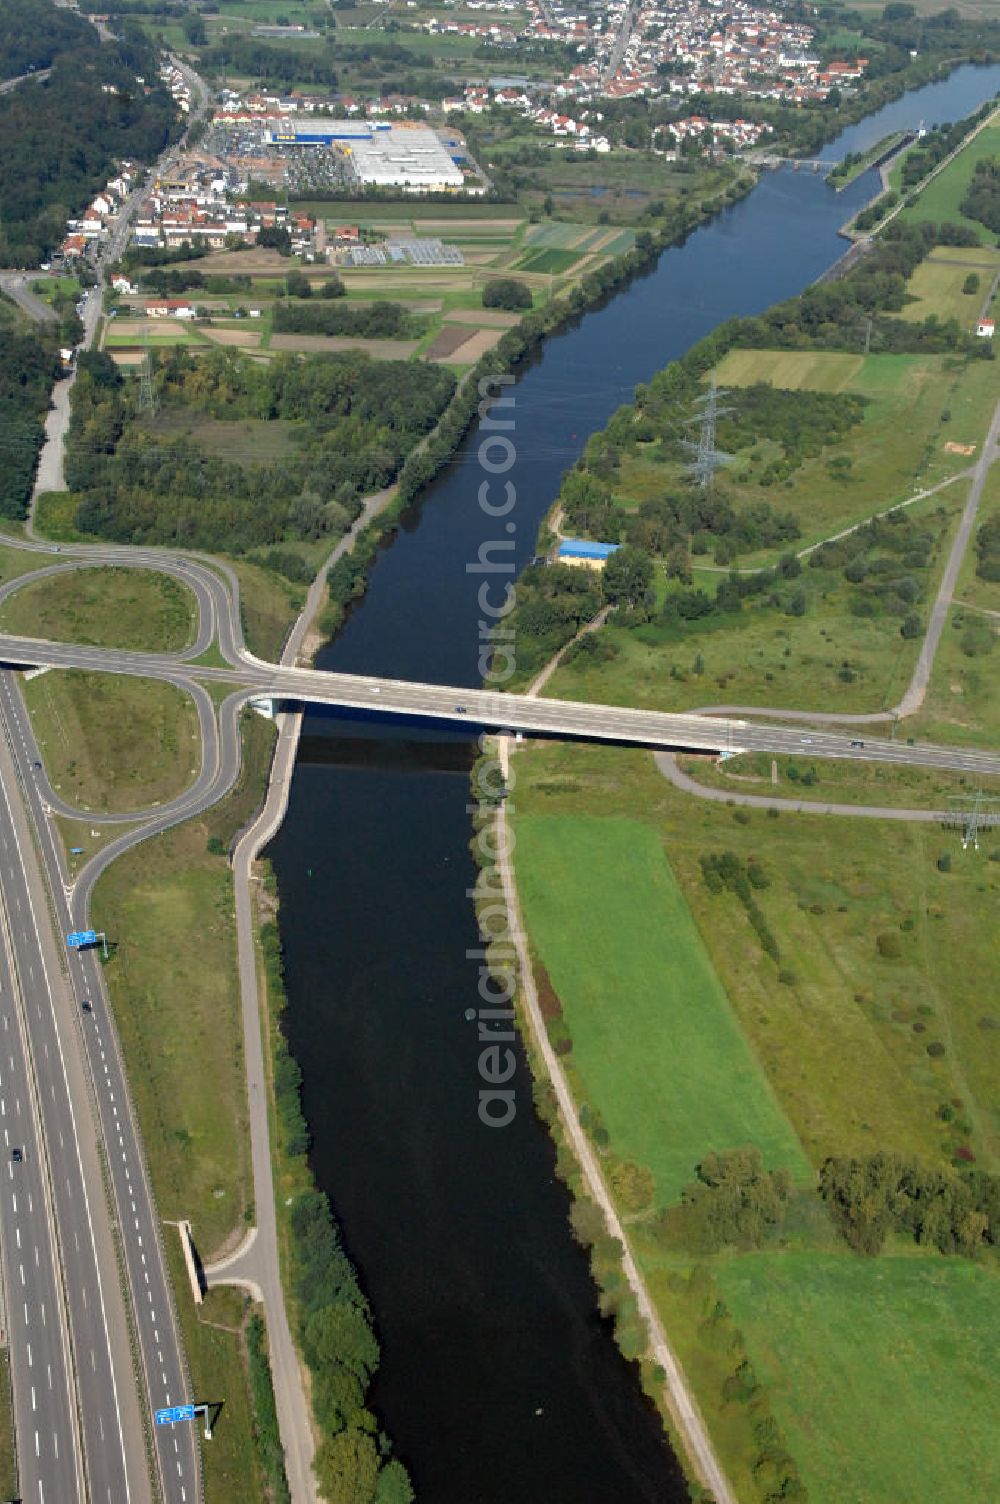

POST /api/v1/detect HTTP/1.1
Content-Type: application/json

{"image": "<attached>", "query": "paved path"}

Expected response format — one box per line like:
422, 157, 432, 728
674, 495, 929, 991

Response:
496, 732, 737, 1504
897, 396, 1000, 716
657, 752, 958, 821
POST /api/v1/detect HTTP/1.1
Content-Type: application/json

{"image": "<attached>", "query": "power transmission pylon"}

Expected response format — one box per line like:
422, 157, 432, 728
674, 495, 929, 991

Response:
683, 378, 733, 490
947, 791, 1000, 850
138, 350, 158, 415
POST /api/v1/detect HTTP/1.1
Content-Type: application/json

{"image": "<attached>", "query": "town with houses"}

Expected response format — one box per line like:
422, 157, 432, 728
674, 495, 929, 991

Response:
55, 2, 869, 268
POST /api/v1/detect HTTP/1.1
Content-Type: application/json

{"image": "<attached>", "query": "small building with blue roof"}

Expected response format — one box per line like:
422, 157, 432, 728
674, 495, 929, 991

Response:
556, 538, 621, 571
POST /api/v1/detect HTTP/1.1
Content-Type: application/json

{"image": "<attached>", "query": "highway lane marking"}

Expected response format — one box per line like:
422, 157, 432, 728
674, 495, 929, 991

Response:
26, 1341, 31, 1366
47, 1363, 51, 1389
31, 1384, 35, 1410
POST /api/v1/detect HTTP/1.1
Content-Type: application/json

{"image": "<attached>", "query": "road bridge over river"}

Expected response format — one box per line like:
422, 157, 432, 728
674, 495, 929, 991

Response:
2, 632, 1000, 780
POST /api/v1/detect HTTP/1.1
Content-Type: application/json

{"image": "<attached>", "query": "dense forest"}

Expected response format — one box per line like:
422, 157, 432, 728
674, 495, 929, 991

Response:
64, 347, 454, 555
0, 324, 63, 520
0, 0, 94, 81
0, 11, 178, 265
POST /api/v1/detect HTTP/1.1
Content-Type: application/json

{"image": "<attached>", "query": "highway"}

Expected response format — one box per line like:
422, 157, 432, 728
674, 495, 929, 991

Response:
0, 626, 999, 778
0, 697, 154, 1504
0, 66, 51, 95
1, 674, 201, 1504
0, 764, 82, 1504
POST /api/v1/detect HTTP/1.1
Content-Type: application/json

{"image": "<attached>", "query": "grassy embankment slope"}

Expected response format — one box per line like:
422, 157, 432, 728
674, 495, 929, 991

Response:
511, 742, 1000, 1504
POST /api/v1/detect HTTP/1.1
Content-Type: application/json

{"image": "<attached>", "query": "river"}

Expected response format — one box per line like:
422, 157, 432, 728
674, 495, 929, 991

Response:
266, 63, 1000, 1503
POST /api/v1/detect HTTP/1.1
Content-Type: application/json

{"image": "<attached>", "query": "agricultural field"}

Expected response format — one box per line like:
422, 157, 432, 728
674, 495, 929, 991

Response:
897, 246, 1000, 327
898, 119, 1000, 242
712, 348, 864, 392
513, 812, 809, 1204
106, 211, 635, 369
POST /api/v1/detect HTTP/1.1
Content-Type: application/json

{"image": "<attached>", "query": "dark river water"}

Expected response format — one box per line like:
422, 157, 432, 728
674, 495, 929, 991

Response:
267, 63, 1000, 1503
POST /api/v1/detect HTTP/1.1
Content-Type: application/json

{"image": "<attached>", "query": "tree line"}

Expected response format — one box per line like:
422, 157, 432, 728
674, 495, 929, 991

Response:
960, 157, 1000, 235
0, 326, 63, 520
258, 919, 413, 1504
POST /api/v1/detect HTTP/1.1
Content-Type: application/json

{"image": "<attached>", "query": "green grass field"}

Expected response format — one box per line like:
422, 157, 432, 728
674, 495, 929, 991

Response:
713, 348, 864, 392
718, 1251, 1000, 1504
94, 816, 250, 1255
165, 1266, 266, 1504
912, 604, 1000, 747
513, 813, 809, 1202
514, 743, 1000, 1170
899, 250, 1000, 327
898, 119, 1000, 242
955, 463, 1000, 612
680, 350, 997, 560
678, 750, 1000, 808
0, 566, 196, 652
23, 672, 200, 815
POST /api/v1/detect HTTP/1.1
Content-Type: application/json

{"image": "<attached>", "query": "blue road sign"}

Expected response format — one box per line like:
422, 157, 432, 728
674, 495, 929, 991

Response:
70, 847, 85, 855
155, 1404, 196, 1427
66, 930, 97, 950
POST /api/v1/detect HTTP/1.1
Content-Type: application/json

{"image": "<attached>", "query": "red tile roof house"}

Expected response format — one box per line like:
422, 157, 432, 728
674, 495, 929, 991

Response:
144, 300, 197, 319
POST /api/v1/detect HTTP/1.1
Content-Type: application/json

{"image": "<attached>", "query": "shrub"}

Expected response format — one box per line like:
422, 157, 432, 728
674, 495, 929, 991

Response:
482, 277, 532, 311
876, 932, 902, 959
609, 1158, 655, 1212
